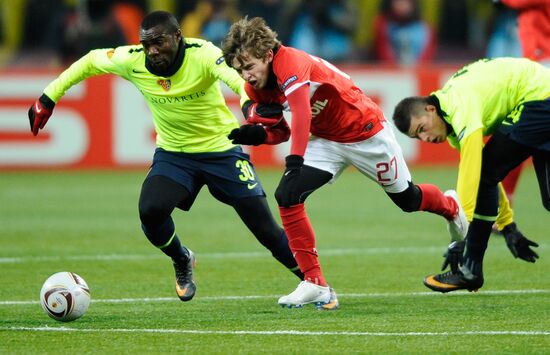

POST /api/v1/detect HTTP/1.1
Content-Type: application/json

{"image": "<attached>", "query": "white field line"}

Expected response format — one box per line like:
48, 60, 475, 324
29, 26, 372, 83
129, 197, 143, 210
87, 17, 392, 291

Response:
2, 244, 529, 264
1, 289, 549, 306
0, 246, 463, 263
2, 326, 550, 337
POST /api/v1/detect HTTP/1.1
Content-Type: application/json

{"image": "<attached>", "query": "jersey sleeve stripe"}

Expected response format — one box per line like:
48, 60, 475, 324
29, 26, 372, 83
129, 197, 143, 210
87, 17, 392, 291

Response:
284, 80, 310, 97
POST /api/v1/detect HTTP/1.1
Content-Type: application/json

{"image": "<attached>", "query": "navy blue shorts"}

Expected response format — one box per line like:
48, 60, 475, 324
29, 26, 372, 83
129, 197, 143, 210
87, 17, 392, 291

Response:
499, 98, 550, 151
146, 147, 265, 210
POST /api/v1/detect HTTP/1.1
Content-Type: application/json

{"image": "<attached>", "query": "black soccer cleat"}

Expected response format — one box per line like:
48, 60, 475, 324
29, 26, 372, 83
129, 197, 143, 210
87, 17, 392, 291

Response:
423, 270, 484, 293
173, 250, 196, 302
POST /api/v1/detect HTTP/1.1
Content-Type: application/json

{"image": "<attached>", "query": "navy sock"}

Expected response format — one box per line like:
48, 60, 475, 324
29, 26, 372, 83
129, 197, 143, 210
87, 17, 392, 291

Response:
463, 219, 493, 276
142, 217, 189, 262
271, 231, 304, 280
160, 234, 190, 263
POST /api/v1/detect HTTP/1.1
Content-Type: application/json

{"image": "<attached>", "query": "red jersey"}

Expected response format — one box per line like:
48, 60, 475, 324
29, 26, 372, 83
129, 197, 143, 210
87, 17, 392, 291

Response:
245, 45, 384, 156
501, 0, 550, 61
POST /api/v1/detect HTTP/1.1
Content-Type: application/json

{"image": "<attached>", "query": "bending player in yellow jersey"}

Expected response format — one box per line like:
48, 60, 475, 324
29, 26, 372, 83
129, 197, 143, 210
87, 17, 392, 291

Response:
393, 58, 547, 293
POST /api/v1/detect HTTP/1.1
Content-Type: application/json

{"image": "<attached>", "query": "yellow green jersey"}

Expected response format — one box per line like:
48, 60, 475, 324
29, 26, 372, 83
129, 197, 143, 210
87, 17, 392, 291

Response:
433, 58, 550, 221
44, 38, 248, 153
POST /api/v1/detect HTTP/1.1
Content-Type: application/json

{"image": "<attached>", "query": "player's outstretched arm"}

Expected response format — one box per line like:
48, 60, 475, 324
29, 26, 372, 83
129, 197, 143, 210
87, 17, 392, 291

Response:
28, 94, 55, 136
28, 47, 128, 136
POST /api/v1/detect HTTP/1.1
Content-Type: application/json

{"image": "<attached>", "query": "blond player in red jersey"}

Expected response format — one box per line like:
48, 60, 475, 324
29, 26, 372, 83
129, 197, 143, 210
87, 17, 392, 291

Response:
222, 17, 468, 309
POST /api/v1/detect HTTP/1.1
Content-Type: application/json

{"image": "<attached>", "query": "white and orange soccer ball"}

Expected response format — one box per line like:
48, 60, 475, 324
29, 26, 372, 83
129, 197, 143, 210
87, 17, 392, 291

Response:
39, 272, 91, 322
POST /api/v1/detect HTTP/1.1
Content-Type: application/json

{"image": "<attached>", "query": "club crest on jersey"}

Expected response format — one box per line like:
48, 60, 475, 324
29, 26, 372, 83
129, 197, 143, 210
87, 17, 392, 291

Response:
157, 79, 172, 91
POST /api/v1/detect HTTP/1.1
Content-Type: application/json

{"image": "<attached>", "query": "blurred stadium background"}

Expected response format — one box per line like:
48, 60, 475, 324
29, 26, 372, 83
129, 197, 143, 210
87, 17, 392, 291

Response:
2, 1, 550, 352
0, 0, 522, 169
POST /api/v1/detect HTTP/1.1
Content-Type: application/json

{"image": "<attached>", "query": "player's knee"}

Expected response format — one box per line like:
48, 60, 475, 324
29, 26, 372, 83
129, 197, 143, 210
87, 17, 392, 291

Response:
274, 189, 303, 208
396, 199, 419, 213
275, 180, 297, 207
138, 199, 171, 227
275, 165, 330, 207
387, 182, 421, 213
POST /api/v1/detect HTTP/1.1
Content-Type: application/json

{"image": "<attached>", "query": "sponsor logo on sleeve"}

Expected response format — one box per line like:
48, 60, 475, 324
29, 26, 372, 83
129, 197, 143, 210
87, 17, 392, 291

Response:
216, 56, 225, 65
457, 128, 466, 141
280, 75, 298, 91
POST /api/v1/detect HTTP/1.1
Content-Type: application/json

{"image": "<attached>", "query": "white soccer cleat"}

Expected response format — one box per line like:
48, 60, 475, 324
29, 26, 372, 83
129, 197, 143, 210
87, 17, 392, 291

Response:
444, 190, 469, 242
278, 281, 331, 309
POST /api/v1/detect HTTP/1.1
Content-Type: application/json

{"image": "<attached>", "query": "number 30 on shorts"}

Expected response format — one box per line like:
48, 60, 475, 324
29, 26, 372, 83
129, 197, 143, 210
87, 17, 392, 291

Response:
236, 160, 256, 182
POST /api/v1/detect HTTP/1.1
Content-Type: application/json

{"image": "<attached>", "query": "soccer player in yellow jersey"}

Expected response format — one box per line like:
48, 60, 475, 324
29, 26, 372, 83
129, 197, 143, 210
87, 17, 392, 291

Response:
393, 58, 548, 292
27, 11, 305, 302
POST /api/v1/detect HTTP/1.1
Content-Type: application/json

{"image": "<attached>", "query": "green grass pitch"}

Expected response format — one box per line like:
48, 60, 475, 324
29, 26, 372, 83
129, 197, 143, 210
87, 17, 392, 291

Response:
1, 167, 549, 353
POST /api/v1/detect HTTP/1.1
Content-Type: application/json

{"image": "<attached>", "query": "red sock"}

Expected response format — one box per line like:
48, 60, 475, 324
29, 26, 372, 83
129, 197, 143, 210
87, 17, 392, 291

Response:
279, 204, 327, 286
417, 184, 456, 220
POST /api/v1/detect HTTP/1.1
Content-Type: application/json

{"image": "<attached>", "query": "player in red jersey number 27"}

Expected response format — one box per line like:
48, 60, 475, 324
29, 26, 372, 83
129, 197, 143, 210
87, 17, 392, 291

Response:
222, 17, 469, 309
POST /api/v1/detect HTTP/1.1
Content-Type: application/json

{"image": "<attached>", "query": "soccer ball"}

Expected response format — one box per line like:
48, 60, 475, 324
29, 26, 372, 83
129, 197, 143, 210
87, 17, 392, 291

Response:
40, 272, 91, 322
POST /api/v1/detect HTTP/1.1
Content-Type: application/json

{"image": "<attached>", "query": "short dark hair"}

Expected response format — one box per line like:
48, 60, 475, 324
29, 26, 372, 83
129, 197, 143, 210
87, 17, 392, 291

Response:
140, 11, 180, 33
392, 96, 431, 134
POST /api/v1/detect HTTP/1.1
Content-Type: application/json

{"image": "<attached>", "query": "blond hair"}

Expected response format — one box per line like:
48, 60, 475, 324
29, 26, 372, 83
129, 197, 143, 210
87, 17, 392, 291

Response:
222, 17, 281, 68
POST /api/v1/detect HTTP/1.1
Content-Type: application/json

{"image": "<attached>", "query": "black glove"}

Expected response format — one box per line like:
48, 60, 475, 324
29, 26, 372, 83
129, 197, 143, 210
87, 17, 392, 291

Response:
28, 94, 55, 136
242, 100, 284, 121
502, 222, 539, 262
228, 124, 267, 145
274, 155, 304, 208
441, 240, 465, 273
